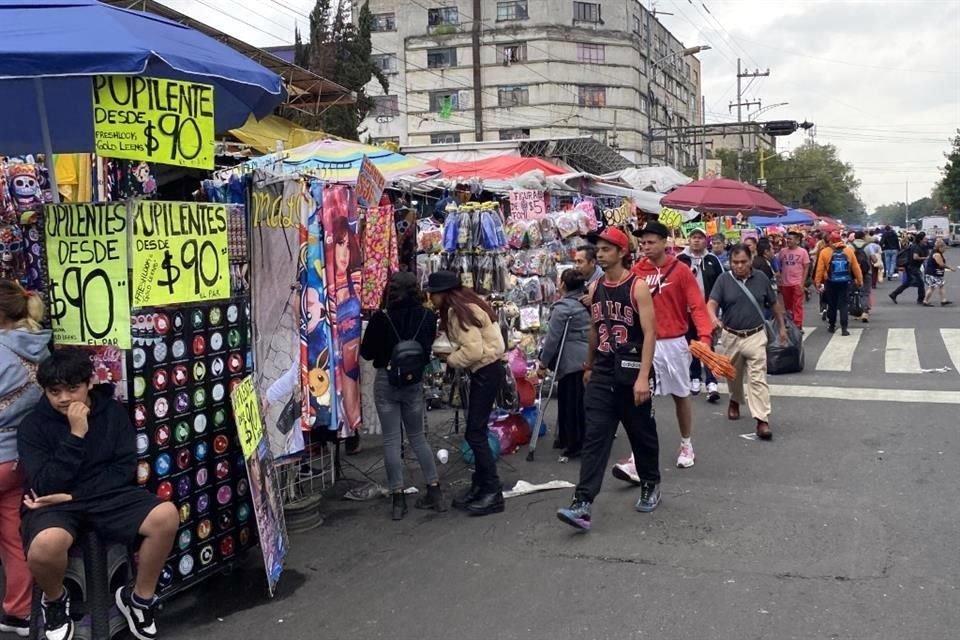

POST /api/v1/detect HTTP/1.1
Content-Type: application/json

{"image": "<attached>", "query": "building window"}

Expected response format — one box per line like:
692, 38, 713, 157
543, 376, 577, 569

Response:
576, 43, 605, 63
372, 53, 398, 74
430, 133, 461, 144
496, 0, 528, 20
372, 136, 400, 147
578, 85, 606, 107
640, 95, 648, 115
633, 15, 642, 36
371, 95, 399, 117
371, 13, 396, 32
428, 7, 459, 28
573, 1, 601, 23
498, 85, 529, 107
427, 47, 457, 68
500, 128, 531, 140
429, 90, 461, 112
497, 43, 527, 64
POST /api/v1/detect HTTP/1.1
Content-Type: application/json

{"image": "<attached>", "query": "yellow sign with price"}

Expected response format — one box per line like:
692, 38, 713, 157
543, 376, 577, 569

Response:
92, 76, 215, 170
658, 207, 684, 229
131, 201, 231, 308
230, 376, 264, 459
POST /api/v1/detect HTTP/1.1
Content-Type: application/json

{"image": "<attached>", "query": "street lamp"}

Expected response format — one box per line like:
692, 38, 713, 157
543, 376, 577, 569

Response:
646, 45, 710, 166
749, 102, 789, 120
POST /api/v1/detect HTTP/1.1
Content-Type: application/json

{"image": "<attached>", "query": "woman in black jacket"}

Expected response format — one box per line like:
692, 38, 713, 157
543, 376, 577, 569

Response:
360, 272, 445, 520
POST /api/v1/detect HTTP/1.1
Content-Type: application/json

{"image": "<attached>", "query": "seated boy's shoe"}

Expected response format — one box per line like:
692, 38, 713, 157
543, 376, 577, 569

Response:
40, 592, 73, 640
635, 481, 661, 513
0, 615, 30, 638
556, 500, 592, 531
116, 585, 158, 640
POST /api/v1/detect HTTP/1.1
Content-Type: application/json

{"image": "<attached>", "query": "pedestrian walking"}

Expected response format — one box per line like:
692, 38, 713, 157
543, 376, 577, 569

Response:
555, 227, 658, 531
707, 246, 788, 440
426, 271, 507, 517
921, 239, 954, 307
711, 234, 730, 269
0, 280, 49, 637
574, 244, 604, 284
629, 222, 713, 470
889, 232, 928, 305
850, 231, 875, 322
538, 269, 591, 459
815, 231, 864, 335
880, 225, 901, 281
777, 230, 811, 326
360, 272, 445, 520
678, 227, 725, 403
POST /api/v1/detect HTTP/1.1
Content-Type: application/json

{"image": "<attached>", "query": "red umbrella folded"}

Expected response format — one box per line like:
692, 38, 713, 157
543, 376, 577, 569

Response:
661, 178, 786, 216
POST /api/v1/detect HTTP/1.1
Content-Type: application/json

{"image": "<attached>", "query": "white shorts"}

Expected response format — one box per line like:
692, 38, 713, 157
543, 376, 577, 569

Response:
654, 337, 693, 397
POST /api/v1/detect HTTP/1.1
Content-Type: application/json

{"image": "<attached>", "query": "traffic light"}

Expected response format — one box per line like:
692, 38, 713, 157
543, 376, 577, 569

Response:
763, 120, 799, 136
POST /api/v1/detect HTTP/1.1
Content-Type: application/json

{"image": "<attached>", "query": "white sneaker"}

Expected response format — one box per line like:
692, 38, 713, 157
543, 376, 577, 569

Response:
677, 442, 695, 468
691, 378, 702, 395
611, 455, 642, 485
706, 382, 720, 403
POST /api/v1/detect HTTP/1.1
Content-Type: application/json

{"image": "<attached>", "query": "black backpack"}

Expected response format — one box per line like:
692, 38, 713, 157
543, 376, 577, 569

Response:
385, 311, 429, 387
895, 245, 912, 269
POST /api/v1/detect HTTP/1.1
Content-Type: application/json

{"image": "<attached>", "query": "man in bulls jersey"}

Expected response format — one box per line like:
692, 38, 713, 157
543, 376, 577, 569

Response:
556, 227, 659, 532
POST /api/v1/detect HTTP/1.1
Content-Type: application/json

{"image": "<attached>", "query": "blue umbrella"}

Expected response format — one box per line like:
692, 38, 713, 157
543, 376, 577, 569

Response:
751, 208, 815, 227
0, 0, 285, 195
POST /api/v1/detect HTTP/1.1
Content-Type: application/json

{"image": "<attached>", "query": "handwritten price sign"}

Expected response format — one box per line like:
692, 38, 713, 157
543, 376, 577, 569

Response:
355, 155, 386, 209
658, 207, 684, 229
131, 201, 231, 308
230, 376, 264, 459
92, 76, 215, 170
509, 190, 546, 219
45, 203, 131, 349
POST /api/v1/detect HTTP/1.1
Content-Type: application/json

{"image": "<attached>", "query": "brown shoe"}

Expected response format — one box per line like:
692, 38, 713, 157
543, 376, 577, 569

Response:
727, 400, 740, 420
756, 420, 773, 440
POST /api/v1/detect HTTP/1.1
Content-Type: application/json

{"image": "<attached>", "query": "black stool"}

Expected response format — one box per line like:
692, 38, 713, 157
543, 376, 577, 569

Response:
29, 530, 132, 640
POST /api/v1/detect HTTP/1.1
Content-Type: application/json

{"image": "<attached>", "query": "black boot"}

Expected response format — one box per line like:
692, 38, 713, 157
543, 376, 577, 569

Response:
391, 492, 407, 521
452, 485, 482, 510
465, 491, 505, 516
415, 484, 448, 512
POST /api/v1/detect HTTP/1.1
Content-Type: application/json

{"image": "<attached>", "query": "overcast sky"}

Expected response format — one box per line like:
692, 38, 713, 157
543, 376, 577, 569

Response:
161, 0, 959, 211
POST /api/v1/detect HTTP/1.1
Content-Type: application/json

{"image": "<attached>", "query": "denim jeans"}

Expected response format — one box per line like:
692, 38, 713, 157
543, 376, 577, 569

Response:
374, 370, 438, 492
882, 249, 898, 279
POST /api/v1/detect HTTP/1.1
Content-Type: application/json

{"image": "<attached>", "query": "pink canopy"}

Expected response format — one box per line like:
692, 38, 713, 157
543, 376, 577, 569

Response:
426, 157, 567, 181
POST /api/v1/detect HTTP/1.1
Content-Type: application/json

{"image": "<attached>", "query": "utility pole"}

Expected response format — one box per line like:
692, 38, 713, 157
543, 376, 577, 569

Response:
471, 0, 483, 141
700, 94, 706, 177
731, 58, 769, 122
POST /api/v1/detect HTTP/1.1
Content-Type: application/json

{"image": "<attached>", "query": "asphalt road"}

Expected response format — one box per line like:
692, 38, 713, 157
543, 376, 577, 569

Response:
4, 254, 958, 640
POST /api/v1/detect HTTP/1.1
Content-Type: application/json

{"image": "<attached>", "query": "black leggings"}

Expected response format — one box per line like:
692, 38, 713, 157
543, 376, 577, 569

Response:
464, 361, 504, 492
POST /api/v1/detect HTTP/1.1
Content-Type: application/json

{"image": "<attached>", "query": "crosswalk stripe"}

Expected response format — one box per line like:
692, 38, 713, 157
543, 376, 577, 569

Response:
814, 328, 863, 371
885, 328, 921, 374
802, 327, 816, 342
717, 383, 960, 405
940, 329, 960, 374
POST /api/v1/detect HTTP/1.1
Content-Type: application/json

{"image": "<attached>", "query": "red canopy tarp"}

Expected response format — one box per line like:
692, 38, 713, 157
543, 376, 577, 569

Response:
426, 157, 568, 181
661, 177, 786, 216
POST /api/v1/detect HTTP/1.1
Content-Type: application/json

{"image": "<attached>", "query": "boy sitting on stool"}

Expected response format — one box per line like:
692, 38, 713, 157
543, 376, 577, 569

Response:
17, 349, 178, 640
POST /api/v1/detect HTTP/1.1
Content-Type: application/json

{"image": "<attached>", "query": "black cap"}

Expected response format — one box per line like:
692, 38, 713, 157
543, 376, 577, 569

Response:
424, 270, 462, 293
633, 221, 669, 238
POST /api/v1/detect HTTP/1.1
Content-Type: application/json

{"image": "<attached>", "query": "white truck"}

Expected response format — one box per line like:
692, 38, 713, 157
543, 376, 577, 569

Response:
921, 216, 950, 244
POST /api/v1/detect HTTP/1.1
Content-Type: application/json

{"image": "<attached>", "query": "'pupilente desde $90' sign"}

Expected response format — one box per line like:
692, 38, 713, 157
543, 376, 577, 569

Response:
131, 201, 231, 307
92, 76, 215, 170
44, 203, 131, 349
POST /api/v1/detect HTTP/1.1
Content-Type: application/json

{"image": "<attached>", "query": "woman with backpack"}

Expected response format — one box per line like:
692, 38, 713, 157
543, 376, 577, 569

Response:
0, 280, 50, 636
426, 271, 507, 517
921, 239, 954, 307
360, 272, 444, 520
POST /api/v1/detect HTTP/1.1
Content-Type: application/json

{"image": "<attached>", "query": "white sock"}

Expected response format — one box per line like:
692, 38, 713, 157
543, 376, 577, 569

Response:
680, 437, 692, 447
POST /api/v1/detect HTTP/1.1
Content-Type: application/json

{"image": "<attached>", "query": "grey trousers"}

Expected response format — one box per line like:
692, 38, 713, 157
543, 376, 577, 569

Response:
374, 369, 439, 491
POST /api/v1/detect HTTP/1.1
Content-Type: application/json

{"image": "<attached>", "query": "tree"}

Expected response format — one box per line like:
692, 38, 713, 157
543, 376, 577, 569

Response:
935, 130, 960, 214
293, 0, 388, 140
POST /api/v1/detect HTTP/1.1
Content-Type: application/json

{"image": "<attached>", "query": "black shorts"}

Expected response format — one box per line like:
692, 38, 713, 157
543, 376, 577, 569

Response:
21, 488, 164, 552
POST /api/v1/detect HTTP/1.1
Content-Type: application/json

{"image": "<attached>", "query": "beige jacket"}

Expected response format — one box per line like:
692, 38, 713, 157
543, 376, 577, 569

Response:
446, 304, 505, 372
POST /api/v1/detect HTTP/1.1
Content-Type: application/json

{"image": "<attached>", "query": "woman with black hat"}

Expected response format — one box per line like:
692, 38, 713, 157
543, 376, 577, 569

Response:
425, 271, 506, 516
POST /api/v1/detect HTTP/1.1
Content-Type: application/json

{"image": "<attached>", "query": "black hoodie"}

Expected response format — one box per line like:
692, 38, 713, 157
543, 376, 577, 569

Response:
17, 385, 136, 500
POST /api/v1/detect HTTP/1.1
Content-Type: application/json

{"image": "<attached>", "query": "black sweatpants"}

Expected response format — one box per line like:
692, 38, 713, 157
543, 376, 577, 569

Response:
465, 361, 503, 493
574, 373, 659, 503
891, 269, 925, 303
824, 281, 850, 330
556, 372, 586, 455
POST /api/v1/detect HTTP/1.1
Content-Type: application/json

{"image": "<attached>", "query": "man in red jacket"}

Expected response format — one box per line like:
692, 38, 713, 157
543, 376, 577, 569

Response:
613, 222, 713, 478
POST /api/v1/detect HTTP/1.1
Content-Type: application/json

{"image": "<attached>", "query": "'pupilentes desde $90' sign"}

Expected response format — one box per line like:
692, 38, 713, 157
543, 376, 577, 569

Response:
231, 376, 264, 459
355, 155, 386, 209
44, 203, 131, 349
132, 201, 231, 307
92, 76, 215, 170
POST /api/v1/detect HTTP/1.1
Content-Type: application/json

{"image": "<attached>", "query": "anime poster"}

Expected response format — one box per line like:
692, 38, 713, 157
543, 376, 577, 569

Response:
301, 181, 335, 434
320, 184, 362, 437
245, 437, 287, 596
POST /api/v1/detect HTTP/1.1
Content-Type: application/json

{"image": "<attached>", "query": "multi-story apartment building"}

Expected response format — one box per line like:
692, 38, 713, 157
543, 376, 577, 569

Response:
360, 0, 704, 168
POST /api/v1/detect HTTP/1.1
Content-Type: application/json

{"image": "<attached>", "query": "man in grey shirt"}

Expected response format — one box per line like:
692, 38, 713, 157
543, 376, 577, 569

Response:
707, 244, 787, 441
575, 245, 604, 284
